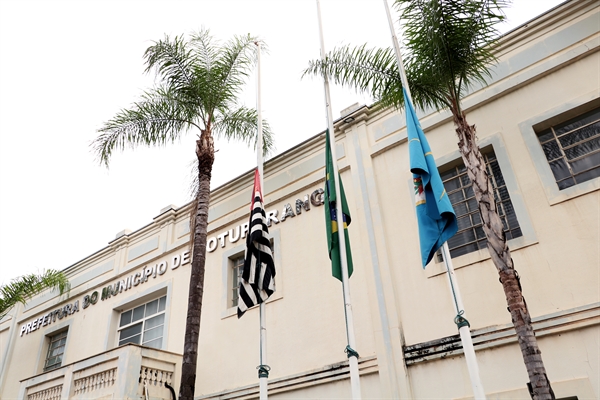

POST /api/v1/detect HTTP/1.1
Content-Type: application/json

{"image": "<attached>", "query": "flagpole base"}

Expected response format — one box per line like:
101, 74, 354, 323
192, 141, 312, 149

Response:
348, 354, 362, 400
259, 376, 268, 400
458, 326, 486, 399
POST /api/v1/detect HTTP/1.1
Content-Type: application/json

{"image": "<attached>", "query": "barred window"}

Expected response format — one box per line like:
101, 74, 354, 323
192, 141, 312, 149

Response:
118, 296, 166, 349
231, 255, 244, 308
439, 151, 522, 260
536, 107, 600, 190
44, 330, 67, 371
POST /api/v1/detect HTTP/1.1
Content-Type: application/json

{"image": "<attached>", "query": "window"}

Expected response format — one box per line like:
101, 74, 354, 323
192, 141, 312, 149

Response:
118, 296, 166, 349
231, 255, 244, 308
439, 151, 522, 260
536, 107, 600, 190
44, 330, 67, 371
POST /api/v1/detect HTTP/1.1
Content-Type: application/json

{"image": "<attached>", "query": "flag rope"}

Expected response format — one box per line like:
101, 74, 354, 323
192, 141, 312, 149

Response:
341, 276, 351, 348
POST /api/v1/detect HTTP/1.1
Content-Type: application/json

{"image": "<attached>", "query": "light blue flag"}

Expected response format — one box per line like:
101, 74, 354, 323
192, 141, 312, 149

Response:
404, 88, 458, 267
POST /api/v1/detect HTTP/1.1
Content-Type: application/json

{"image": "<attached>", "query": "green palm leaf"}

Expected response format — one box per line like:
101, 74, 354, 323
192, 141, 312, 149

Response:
94, 28, 273, 165
398, 0, 508, 110
94, 86, 200, 166
0, 270, 69, 320
213, 106, 273, 154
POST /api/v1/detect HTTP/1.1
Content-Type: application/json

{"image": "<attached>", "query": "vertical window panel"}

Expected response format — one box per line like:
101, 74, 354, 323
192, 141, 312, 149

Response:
231, 256, 244, 308
132, 305, 145, 322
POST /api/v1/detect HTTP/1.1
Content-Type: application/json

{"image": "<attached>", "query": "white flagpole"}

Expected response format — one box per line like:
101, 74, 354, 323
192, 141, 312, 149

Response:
382, 2, 486, 399
255, 41, 269, 400
441, 243, 485, 399
315, 1, 362, 399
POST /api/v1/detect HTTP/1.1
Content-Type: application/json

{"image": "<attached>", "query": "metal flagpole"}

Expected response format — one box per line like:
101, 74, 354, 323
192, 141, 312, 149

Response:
315, 1, 362, 399
382, 0, 411, 101
255, 41, 269, 400
382, 1, 486, 398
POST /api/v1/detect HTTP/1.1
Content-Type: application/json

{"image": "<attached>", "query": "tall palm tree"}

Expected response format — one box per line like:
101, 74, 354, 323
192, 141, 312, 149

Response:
94, 29, 273, 400
304, 1, 554, 398
1, 270, 69, 320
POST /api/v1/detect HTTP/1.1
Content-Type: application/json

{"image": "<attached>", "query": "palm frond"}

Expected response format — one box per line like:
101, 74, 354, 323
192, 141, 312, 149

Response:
303, 43, 449, 110
144, 35, 197, 93
94, 86, 201, 166
0, 270, 70, 320
303, 1, 507, 112
187, 29, 219, 116
212, 106, 274, 157
303, 44, 398, 101
397, 0, 508, 107
189, 28, 218, 75
96, 29, 272, 168
210, 34, 259, 112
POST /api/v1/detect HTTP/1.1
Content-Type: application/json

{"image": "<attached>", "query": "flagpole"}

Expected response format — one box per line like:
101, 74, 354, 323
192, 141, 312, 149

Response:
382, 0, 411, 101
441, 242, 485, 399
315, 1, 361, 399
382, 2, 486, 399
255, 41, 269, 400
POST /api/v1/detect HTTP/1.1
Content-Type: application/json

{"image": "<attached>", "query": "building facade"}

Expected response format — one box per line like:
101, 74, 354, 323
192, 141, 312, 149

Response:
1, 1, 599, 398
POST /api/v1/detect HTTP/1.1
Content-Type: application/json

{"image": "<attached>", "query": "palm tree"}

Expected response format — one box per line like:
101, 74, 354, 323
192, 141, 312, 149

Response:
93, 30, 273, 400
304, 0, 554, 398
1, 270, 69, 320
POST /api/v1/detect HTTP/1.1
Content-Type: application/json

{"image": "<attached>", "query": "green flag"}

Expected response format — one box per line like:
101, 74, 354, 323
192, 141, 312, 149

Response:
325, 129, 353, 281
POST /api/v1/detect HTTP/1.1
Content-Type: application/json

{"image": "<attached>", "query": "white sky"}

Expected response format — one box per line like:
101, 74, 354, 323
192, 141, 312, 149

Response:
0, 0, 566, 284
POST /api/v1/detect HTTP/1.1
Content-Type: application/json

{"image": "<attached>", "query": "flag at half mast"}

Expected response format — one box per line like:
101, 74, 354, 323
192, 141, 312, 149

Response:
325, 129, 353, 281
238, 169, 276, 318
404, 87, 458, 267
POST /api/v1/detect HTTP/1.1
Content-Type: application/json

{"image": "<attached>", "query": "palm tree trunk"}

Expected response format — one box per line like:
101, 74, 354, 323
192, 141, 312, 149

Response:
451, 107, 555, 400
179, 134, 215, 400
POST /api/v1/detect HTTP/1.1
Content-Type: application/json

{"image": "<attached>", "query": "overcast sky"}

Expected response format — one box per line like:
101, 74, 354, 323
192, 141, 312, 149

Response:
0, 0, 566, 285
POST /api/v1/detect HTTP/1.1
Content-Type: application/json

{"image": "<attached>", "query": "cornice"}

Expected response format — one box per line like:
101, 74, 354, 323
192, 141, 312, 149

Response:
404, 302, 600, 365
209, 127, 352, 206
495, 0, 596, 56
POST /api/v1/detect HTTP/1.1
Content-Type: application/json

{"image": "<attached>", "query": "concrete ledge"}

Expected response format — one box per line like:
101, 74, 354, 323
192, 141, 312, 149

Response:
403, 302, 599, 365
196, 356, 378, 400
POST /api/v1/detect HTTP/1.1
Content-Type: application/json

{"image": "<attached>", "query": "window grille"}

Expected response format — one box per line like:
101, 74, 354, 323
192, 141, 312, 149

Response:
44, 330, 68, 371
438, 151, 522, 261
536, 107, 600, 190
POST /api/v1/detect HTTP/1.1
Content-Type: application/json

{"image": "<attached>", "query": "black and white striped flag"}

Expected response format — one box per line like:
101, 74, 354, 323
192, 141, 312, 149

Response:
238, 169, 276, 318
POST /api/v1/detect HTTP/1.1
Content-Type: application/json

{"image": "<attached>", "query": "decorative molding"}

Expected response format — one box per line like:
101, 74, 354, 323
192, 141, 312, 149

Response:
27, 385, 62, 400
73, 368, 116, 394
404, 303, 599, 365
197, 356, 378, 399
139, 366, 173, 388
